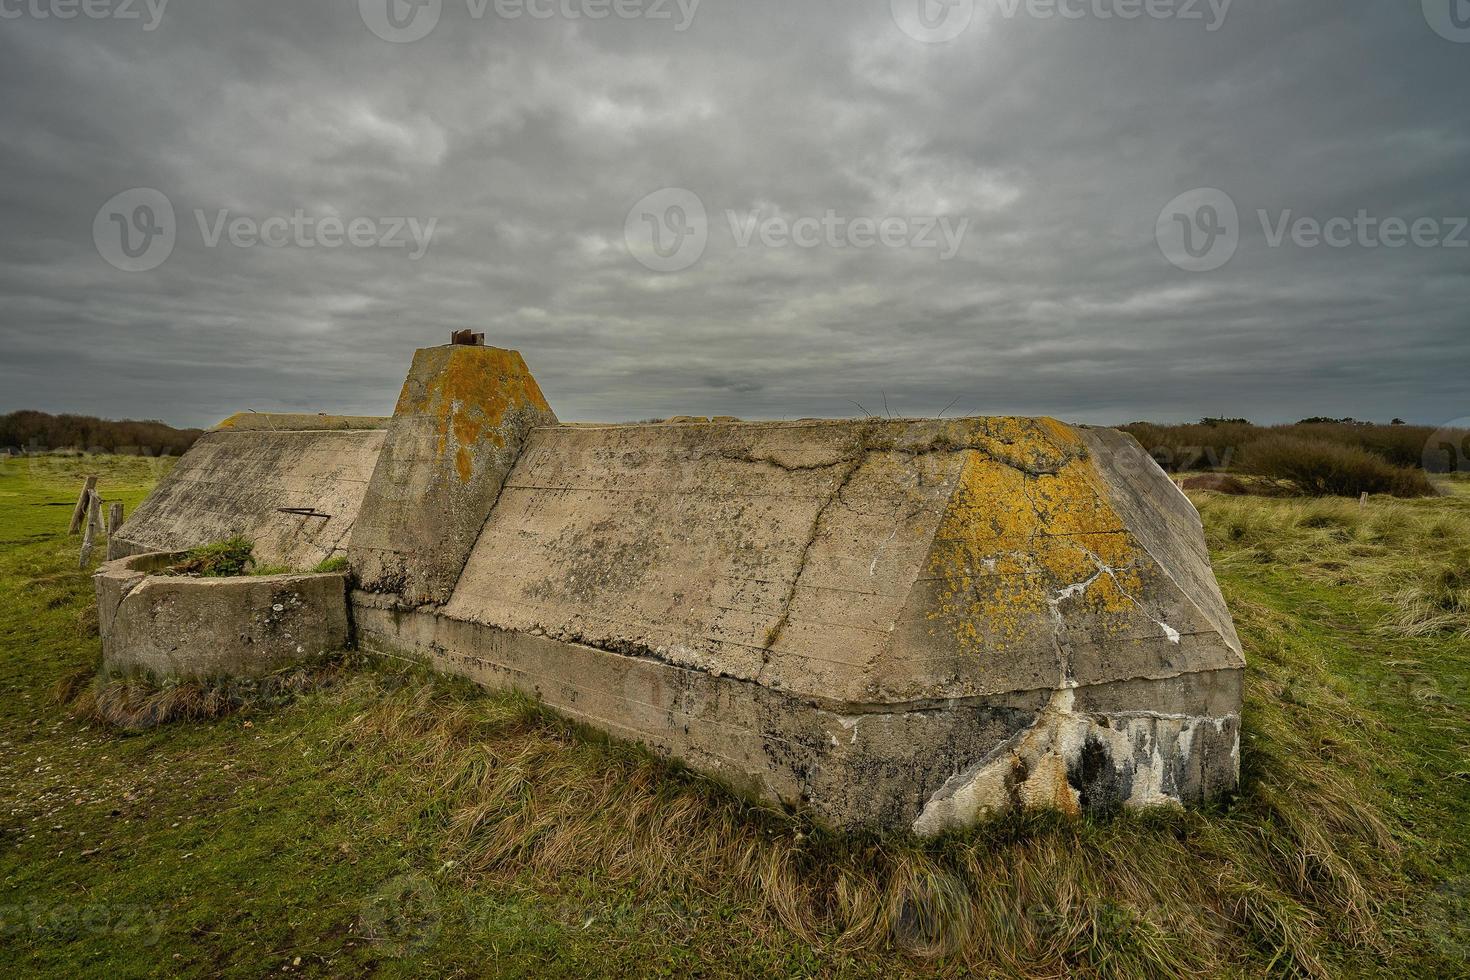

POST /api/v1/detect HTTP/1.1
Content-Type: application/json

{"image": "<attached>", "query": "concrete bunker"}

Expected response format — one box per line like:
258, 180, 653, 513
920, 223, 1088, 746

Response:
96, 551, 350, 680
102, 337, 1244, 834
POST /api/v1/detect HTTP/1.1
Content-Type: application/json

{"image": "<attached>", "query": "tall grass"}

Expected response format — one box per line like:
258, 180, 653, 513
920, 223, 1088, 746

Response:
1197, 488, 1470, 639
328, 603, 1405, 977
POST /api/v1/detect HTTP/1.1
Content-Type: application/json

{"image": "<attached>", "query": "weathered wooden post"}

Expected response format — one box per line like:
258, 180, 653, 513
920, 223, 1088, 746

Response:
107, 502, 124, 536
79, 492, 102, 568
1360, 491, 1369, 511
69, 475, 97, 534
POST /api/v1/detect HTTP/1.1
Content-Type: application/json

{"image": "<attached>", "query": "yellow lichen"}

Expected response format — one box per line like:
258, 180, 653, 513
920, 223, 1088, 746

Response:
394, 346, 555, 483
924, 418, 1147, 656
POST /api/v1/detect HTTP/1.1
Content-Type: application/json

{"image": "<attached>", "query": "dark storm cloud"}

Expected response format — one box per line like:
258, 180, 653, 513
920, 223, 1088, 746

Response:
0, 0, 1466, 429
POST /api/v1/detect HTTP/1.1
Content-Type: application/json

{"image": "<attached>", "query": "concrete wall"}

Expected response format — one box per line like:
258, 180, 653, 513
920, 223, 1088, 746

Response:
440, 417, 1242, 704
358, 412, 1243, 831
96, 552, 350, 679
112, 415, 387, 569
349, 345, 557, 607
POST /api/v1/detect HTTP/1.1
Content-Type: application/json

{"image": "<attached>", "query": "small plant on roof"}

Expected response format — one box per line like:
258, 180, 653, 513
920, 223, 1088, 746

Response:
167, 536, 255, 577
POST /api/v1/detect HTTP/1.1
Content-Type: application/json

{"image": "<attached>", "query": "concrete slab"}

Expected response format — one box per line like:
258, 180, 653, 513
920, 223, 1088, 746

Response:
111, 415, 386, 569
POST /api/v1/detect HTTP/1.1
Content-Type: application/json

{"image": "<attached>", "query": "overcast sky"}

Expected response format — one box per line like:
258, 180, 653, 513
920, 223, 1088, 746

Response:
1, 0, 1466, 428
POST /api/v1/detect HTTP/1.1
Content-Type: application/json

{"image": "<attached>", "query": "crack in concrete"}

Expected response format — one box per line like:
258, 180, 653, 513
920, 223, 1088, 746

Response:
758, 454, 867, 664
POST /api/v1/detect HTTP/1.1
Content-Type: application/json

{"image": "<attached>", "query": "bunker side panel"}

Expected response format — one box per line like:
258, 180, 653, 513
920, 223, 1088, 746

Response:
891, 418, 1244, 703
1078, 426, 1244, 655
355, 593, 1240, 831
112, 427, 386, 569
348, 345, 558, 606
442, 418, 972, 705
446, 416, 1242, 705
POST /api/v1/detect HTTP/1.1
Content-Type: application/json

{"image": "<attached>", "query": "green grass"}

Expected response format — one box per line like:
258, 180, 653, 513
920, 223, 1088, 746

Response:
1, 456, 1467, 977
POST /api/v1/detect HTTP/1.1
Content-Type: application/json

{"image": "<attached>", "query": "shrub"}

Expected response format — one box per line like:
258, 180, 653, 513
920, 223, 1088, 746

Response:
1239, 436, 1435, 499
1180, 474, 1249, 494
167, 536, 255, 577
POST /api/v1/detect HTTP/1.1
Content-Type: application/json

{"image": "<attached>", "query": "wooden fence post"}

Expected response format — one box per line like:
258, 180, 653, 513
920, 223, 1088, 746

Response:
79, 493, 102, 569
1359, 491, 1369, 511
69, 475, 97, 534
108, 502, 124, 536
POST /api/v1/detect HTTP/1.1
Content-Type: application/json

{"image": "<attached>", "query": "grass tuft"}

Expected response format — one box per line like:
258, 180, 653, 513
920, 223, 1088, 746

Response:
166, 535, 255, 577
62, 658, 356, 730
325, 623, 1404, 975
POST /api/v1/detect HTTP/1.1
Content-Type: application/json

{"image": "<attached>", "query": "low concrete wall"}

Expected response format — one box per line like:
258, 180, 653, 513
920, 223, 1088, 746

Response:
354, 590, 1240, 832
96, 553, 350, 679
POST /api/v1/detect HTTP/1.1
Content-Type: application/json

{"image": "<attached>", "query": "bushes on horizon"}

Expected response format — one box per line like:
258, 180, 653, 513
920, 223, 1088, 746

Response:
1119, 419, 1465, 475
0, 409, 202, 457
1239, 435, 1436, 498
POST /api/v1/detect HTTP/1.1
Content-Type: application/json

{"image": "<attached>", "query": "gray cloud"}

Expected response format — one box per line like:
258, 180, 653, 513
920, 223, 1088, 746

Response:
1, 0, 1466, 428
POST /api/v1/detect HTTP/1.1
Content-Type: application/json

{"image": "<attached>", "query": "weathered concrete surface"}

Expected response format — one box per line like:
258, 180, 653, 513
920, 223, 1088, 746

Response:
111, 415, 387, 568
115, 342, 1242, 832
348, 345, 557, 607
96, 552, 349, 679
358, 414, 1243, 832
356, 592, 1239, 831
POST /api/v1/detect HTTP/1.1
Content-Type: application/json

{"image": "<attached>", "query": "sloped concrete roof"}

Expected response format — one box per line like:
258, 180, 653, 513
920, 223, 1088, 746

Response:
114, 415, 386, 569
443, 416, 1242, 706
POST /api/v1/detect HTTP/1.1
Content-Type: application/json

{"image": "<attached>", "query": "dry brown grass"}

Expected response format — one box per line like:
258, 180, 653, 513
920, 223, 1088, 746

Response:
331, 595, 1407, 978
60, 658, 355, 730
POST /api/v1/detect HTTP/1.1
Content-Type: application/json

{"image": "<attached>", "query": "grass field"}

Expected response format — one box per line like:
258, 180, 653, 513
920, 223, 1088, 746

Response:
1, 455, 1467, 977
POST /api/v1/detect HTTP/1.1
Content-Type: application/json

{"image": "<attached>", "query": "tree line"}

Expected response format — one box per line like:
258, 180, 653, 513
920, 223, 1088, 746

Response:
0, 410, 203, 457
